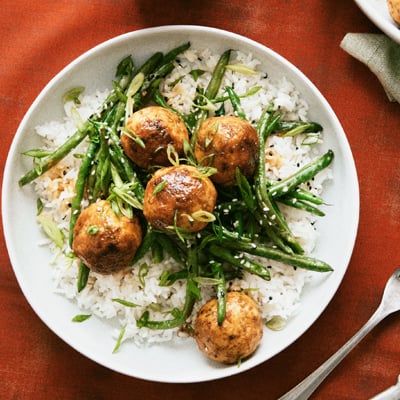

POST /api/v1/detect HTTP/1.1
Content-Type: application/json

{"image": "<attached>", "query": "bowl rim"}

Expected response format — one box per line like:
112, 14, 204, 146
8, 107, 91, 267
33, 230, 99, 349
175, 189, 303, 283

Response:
354, 0, 400, 44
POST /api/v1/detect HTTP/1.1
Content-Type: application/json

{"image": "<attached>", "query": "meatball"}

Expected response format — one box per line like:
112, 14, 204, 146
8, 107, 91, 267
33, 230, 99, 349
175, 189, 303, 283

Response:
388, 0, 400, 24
143, 164, 217, 232
72, 200, 142, 274
194, 115, 259, 187
194, 291, 263, 364
121, 106, 189, 169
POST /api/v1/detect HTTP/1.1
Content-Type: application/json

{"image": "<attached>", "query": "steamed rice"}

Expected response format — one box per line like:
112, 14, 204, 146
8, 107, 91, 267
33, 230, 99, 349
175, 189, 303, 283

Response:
32, 48, 332, 348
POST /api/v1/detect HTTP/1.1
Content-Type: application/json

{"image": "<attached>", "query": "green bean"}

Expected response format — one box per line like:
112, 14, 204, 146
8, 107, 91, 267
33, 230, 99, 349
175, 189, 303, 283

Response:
191, 49, 231, 142
255, 109, 303, 253
151, 240, 164, 263
278, 196, 325, 216
108, 101, 145, 201
159, 269, 188, 286
136, 51, 164, 77
210, 223, 250, 242
19, 57, 135, 187
152, 88, 187, 121
160, 42, 190, 65
152, 89, 195, 133
221, 239, 333, 272
208, 244, 271, 280
234, 168, 256, 212
136, 281, 196, 329
108, 164, 143, 214
213, 85, 262, 105
257, 106, 277, 141
88, 118, 113, 199
69, 137, 99, 247
131, 226, 155, 264
133, 62, 174, 109
268, 185, 326, 215
273, 120, 323, 135
212, 262, 226, 325
85, 159, 97, 198
268, 150, 334, 198
225, 86, 247, 120
19, 121, 94, 186
155, 234, 187, 266
205, 49, 231, 99
152, 88, 178, 112
254, 210, 295, 254
131, 44, 190, 110
136, 244, 198, 329
288, 188, 324, 205
92, 140, 111, 200
144, 62, 174, 88
115, 55, 136, 87
77, 262, 90, 292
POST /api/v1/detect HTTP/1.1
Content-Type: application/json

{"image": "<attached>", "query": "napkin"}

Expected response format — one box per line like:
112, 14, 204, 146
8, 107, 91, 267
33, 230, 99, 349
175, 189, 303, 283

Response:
340, 33, 400, 103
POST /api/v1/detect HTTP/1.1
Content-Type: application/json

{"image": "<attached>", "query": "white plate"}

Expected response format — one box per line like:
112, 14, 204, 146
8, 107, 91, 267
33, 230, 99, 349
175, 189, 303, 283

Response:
354, 0, 400, 43
2, 26, 359, 383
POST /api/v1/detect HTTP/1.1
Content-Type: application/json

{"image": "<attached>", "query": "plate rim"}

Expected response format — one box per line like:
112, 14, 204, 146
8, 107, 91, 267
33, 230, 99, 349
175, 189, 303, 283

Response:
354, 0, 400, 44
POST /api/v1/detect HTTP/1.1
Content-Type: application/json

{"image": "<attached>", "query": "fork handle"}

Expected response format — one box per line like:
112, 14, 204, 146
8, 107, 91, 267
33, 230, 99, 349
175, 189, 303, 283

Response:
278, 308, 386, 400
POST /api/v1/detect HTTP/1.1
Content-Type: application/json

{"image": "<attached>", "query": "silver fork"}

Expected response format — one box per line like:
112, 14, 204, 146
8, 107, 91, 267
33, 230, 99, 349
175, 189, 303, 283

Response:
278, 268, 400, 400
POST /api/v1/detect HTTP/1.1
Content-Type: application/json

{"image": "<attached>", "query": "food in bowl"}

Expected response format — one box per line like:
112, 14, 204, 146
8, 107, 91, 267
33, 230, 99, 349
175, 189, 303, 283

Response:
18, 42, 334, 363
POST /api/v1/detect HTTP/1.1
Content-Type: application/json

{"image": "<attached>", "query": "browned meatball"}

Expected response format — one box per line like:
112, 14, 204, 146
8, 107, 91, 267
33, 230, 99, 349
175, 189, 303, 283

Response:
388, 0, 400, 24
72, 200, 142, 274
121, 106, 189, 169
143, 164, 217, 232
194, 291, 263, 364
194, 116, 259, 187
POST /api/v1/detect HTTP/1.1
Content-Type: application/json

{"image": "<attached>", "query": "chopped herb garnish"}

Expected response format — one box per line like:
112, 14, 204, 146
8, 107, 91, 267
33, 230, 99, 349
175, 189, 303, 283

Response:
190, 69, 205, 81
112, 324, 127, 353
169, 75, 184, 87
72, 314, 91, 322
21, 149, 52, 158
191, 210, 216, 223
225, 64, 257, 75
86, 225, 99, 235
138, 262, 149, 287
112, 298, 140, 307
36, 198, 43, 215
265, 315, 287, 331
153, 180, 166, 195
166, 143, 180, 166
37, 213, 65, 248
63, 86, 85, 104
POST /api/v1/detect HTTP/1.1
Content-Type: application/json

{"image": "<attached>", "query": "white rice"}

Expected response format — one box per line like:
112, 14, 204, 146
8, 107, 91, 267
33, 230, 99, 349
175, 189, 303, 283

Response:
31, 48, 332, 348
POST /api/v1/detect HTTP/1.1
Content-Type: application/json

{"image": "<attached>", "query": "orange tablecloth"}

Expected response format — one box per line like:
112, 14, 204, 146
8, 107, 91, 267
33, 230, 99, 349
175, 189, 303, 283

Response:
1, 1, 400, 399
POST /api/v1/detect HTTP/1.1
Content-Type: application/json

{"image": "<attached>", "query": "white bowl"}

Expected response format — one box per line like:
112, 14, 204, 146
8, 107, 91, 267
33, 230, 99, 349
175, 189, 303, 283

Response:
2, 25, 359, 383
354, 0, 400, 44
